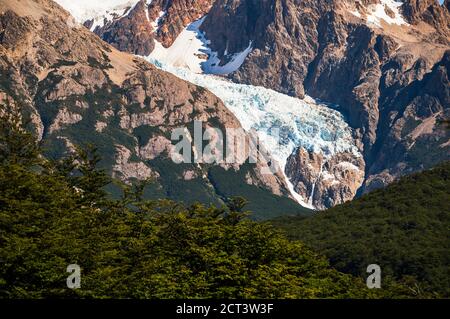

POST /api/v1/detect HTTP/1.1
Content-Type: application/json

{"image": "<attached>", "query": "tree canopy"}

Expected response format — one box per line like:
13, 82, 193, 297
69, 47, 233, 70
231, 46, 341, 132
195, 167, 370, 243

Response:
0, 103, 375, 299
273, 162, 450, 298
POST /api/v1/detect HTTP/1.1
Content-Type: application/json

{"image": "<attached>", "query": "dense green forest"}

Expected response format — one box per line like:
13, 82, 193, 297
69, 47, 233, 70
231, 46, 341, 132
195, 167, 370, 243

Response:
0, 105, 446, 298
0, 104, 377, 299
273, 162, 450, 298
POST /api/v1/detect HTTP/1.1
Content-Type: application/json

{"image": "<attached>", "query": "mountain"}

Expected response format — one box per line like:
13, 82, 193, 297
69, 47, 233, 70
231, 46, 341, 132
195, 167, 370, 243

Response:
0, 108, 374, 299
272, 161, 450, 297
83, 0, 215, 55
0, 0, 310, 219
0, 0, 448, 300
58, 0, 450, 209
200, 0, 450, 194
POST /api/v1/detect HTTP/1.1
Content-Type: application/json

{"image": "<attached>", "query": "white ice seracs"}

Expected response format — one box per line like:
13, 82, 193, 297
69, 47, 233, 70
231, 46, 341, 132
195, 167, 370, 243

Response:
145, 18, 363, 208
147, 56, 363, 207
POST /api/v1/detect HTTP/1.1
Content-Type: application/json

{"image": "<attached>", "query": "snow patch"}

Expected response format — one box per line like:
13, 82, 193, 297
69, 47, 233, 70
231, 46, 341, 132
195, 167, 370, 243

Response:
148, 17, 252, 75
88, 6, 130, 31
203, 41, 253, 75
350, 10, 362, 18
54, 0, 139, 23
150, 17, 206, 72
151, 10, 166, 31
366, 0, 408, 27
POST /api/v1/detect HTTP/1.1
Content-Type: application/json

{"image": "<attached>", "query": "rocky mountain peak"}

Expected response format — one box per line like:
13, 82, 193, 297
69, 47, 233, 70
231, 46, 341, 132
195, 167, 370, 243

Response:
149, 0, 215, 47
85, 0, 216, 55
84, 0, 155, 56
5, 0, 447, 211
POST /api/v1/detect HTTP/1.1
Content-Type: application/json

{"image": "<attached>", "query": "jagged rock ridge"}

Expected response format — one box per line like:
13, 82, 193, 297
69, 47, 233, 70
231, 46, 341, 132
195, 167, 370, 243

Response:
86, 0, 215, 56
200, 0, 450, 194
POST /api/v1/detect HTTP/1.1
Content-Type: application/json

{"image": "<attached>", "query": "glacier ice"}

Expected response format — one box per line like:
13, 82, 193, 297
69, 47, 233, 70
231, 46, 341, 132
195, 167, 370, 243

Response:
147, 56, 363, 208
143, 18, 364, 208
52, 0, 364, 208
147, 58, 361, 160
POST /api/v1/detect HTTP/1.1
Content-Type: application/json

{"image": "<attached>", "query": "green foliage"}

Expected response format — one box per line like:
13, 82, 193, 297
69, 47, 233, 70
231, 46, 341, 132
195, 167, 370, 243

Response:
30, 71, 310, 219
58, 144, 111, 207
272, 163, 450, 298
0, 107, 372, 299
0, 101, 40, 166
208, 164, 312, 220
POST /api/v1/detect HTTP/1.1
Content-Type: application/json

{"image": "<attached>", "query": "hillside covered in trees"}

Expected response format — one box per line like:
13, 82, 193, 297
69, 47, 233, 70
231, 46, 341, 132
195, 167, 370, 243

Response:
0, 104, 377, 299
1, 104, 447, 298
273, 162, 450, 298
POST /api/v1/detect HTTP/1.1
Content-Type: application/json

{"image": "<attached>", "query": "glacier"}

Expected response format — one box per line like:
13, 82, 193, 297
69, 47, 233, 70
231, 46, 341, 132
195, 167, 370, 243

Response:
145, 58, 363, 208
144, 17, 362, 209
142, 17, 363, 208
53, 0, 364, 209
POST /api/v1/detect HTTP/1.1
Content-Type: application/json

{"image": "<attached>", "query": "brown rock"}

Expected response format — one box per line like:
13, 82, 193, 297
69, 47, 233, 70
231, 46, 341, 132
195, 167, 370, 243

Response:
94, 0, 155, 56
0, 0, 293, 208
149, 0, 216, 47
201, 0, 450, 198
286, 147, 365, 209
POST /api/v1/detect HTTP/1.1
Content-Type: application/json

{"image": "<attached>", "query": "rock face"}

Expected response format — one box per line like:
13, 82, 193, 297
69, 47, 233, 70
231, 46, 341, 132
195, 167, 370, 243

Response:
201, 0, 333, 98
402, 0, 450, 34
286, 147, 365, 210
91, 0, 155, 56
363, 51, 450, 192
0, 0, 303, 218
200, 0, 450, 194
89, 0, 215, 55
149, 0, 215, 47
